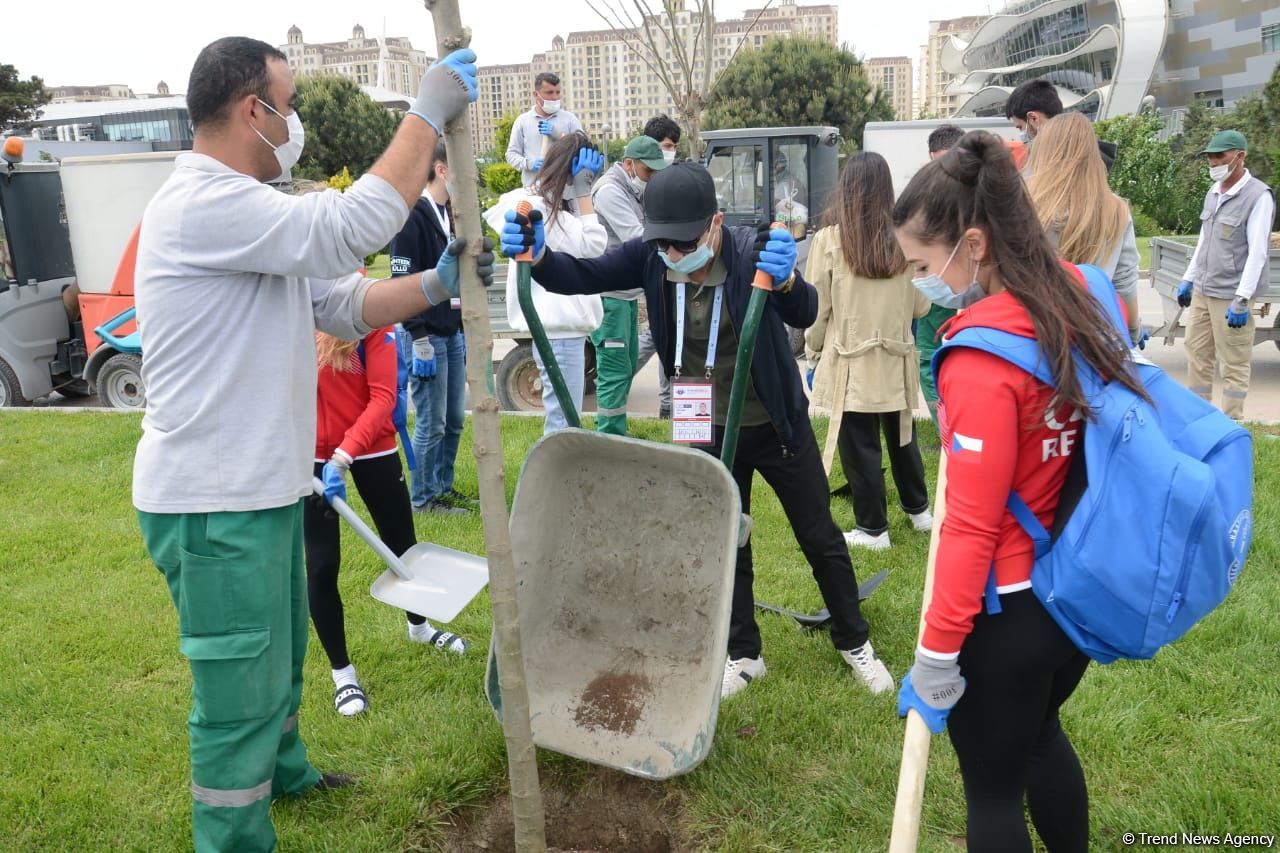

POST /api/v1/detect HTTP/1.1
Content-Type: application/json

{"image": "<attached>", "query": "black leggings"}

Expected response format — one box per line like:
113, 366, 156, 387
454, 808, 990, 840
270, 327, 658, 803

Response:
303, 453, 423, 671
836, 410, 930, 535
947, 590, 1092, 853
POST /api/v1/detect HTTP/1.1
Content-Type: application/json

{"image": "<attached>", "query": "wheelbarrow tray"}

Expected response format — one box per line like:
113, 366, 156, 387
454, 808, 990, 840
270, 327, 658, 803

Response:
488, 428, 741, 779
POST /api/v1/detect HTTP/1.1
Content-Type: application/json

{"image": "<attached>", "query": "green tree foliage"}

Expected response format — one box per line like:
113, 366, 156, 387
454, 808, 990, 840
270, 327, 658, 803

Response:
294, 74, 398, 182
493, 113, 518, 156
704, 38, 893, 149
483, 162, 521, 195
1095, 107, 1205, 234
0, 65, 51, 131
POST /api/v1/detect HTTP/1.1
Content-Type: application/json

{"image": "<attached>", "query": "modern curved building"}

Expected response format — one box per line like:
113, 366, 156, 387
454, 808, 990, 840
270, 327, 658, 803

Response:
943, 0, 1280, 119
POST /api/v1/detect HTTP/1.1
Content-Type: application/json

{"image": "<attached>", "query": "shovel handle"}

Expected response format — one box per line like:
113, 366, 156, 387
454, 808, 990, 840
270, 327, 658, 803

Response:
721, 223, 782, 470
312, 477, 412, 582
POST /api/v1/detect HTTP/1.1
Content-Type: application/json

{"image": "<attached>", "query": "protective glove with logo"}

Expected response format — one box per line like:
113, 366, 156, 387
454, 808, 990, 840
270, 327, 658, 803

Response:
409, 49, 478, 135
420, 236, 495, 305
897, 650, 966, 734
570, 146, 606, 198
751, 224, 798, 288
320, 449, 353, 505
1176, 279, 1193, 308
412, 337, 438, 380
1226, 296, 1250, 329
501, 208, 546, 262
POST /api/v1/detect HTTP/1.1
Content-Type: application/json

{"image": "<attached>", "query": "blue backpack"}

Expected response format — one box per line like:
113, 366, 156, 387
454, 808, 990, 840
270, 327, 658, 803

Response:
933, 265, 1253, 663
356, 331, 417, 471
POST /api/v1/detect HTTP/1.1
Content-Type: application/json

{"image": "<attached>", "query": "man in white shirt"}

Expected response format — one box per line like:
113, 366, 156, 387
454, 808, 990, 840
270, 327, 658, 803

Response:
132, 36, 489, 852
505, 72, 582, 188
1175, 130, 1276, 421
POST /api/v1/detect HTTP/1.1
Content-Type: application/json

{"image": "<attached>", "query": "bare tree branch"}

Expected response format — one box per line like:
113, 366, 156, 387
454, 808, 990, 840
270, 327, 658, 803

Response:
707, 0, 776, 100
583, 0, 672, 93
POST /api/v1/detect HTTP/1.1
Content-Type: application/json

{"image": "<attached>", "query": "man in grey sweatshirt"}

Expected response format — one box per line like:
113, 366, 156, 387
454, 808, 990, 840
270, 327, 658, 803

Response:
132, 37, 490, 853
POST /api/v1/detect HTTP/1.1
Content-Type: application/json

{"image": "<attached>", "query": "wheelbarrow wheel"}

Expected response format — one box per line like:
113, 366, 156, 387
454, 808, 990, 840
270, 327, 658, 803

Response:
0, 357, 28, 407
496, 342, 543, 412
97, 352, 146, 409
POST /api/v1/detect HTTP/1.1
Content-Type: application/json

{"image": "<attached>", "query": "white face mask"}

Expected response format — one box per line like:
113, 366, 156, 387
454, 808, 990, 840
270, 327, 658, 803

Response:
1209, 154, 1240, 183
252, 98, 305, 180
625, 164, 646, 196
662, 149, 677, 164
911, 239, 985, 310
540, 98, 561, 115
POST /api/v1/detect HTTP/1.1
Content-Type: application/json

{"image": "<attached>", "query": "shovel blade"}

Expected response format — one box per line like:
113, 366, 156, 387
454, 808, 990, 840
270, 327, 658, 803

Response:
369, 542, 488, 623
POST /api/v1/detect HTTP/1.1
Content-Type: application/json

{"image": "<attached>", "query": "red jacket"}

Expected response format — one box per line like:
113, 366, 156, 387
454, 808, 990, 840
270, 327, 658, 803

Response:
315, 328, 399, 462
923, 266, 1107, 657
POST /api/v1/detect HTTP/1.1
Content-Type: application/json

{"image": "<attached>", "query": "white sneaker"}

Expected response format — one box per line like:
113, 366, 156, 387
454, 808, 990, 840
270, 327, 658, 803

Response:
721, 656, 767, 699
909, 509, 933, 532
844, 529, 891, 550
408, 624, 468, 655
840, 641, 894, 695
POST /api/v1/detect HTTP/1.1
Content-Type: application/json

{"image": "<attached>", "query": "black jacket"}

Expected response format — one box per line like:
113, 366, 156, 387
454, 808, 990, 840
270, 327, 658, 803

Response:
391, 196, 461, 340
533, 225, 816, 447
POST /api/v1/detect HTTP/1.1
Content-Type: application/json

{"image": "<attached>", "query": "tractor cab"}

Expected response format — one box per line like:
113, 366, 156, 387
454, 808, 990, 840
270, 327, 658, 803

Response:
701, 126, 840, 251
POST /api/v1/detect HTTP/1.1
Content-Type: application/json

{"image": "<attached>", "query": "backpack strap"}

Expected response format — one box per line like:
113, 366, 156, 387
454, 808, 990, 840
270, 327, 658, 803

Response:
1075, 264, 1131, 345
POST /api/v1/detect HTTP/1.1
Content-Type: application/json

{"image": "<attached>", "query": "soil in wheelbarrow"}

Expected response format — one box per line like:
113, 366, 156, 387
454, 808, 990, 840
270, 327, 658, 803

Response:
441, 765, 687, 853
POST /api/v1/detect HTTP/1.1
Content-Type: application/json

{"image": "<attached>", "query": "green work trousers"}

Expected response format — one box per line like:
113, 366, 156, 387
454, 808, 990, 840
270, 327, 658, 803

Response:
138, 500, 320, 853
916, 304, 955, 426
591, 297, 640, 435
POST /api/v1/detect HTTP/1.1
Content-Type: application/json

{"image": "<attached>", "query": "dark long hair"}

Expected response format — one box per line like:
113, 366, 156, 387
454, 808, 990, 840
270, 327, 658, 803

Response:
826, 151, 906, 280
534, 130, 591, 231
892, 130, 1146, 416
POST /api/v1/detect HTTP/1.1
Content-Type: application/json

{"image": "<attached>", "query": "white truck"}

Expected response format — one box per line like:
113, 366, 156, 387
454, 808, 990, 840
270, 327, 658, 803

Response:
863, 117, 1022, 196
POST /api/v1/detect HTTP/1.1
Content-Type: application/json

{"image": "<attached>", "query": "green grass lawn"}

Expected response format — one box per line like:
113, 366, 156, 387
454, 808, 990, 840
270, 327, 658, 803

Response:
2, 413, 1277, 851
366, 253, 391, 280
1138, 236, 1153, 273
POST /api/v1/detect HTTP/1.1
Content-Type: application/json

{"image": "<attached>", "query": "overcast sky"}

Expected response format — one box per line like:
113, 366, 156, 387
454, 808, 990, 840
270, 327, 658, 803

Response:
5, 0, 989, 95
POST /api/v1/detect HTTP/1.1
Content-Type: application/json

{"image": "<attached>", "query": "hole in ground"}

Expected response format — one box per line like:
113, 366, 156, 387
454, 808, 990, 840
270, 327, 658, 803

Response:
441, 765, 685, 853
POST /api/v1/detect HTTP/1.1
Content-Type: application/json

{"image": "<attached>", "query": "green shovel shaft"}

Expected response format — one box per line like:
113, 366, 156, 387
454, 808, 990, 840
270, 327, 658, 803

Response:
517, 260, 581, 429
720, 285, 768, 471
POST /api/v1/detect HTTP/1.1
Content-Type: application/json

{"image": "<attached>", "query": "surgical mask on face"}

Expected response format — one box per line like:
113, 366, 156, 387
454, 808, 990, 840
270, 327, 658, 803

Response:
659, 234, 714, 275
252, 98, 305, 178
444, 179, 455, 199
1019, 131, 1031, 144
625, 165, 646, 196
540, 98, 561, 115
911, 239, 986, 310
662, 149, 677, 164
1209, 155, 1239, 183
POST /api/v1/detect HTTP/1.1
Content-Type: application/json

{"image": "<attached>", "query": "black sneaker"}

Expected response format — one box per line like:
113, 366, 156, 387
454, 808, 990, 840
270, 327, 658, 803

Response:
658, 406, 672, 420
314, 772, 356, 791
423, 497, 466, 515
442, 489, 479, 510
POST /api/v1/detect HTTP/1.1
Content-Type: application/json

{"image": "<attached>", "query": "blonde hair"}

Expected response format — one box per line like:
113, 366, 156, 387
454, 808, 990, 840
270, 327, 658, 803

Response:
1024, 112, 1129, 267
316, 332, 360, 371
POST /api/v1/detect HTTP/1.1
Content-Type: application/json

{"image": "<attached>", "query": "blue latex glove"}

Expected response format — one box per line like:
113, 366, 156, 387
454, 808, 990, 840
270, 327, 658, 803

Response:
320, 461, 348, 505
408, 49, 478, 135
897, 653, 965, 735
531, 158, 544, 172
421, 238, 464, 306
1176, 279, 1193, 308
501, 208, 545, 260
570, 146, 606, 197
538, 119, 553, 137
751, 225, 798, 286
1226, 297, 1250, 329
1134, 326, 1150, 350
412, 337, 438, 381
806, 367, 815, 390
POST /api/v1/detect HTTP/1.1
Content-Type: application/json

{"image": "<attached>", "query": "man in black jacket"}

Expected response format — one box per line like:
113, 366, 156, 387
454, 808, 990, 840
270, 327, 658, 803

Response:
390, 140, 473, 515
500, 161, 894, 699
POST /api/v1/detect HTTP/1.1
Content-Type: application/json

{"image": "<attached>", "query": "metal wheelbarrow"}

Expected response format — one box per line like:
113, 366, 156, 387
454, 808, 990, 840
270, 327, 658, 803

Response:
482, 214, 745, 778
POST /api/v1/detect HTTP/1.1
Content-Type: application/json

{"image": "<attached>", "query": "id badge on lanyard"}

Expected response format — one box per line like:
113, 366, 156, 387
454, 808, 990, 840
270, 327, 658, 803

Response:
430, 200, 462, 310
671, 283, 722, 445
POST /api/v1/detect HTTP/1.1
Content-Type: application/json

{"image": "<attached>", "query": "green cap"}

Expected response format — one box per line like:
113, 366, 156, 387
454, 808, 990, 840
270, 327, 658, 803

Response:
623, 136, 669, 170
1201, 130, 1248, 154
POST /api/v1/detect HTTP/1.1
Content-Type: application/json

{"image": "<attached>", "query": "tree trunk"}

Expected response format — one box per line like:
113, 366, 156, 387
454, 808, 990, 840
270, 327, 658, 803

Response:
423, 3, 547, 851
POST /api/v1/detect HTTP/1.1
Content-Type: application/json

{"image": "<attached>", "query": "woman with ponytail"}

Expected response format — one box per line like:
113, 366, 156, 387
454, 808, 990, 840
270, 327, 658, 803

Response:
307, 330, 467, 717
892, 130, 1145, 851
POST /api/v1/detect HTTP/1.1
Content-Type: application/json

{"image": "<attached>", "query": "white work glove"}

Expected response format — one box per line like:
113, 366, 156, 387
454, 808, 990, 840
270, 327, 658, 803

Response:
408, 49, 478, 135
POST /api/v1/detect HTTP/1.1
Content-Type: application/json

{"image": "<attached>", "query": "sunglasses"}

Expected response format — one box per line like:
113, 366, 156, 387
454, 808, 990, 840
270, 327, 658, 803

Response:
652, 236, 703, 254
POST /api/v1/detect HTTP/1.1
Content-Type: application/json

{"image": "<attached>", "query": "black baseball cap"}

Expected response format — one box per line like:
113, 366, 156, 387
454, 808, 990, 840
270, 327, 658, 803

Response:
642, 161, 718, 243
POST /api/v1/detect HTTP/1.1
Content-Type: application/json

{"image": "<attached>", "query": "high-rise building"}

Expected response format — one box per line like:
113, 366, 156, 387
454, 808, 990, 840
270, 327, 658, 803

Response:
865, 57, 914, 121
48, 85, 136, 104
919, 16, 987, 119
469, 0, 839, 155
279, 24, 431, 106
942, 0, 1280, 120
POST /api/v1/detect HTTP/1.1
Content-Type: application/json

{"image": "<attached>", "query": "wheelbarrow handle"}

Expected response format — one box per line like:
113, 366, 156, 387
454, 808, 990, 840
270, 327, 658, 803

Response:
311, 477, 412, 582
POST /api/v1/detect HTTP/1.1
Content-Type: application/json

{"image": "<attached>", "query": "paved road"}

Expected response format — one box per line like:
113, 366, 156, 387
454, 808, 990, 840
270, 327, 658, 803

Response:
31, 280, 1280, 422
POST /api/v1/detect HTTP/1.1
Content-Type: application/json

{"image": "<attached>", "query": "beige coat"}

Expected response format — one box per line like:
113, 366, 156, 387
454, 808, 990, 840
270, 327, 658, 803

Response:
803, 225, 931, 472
